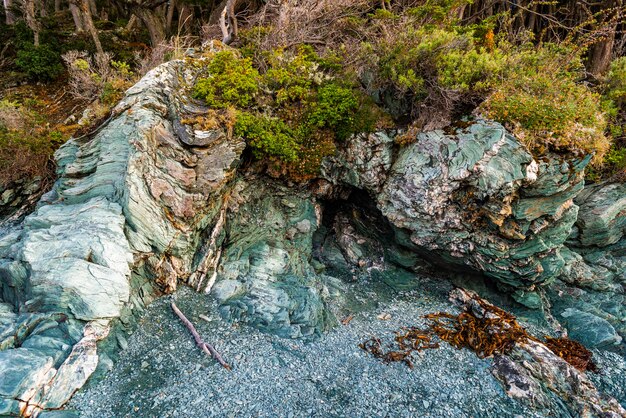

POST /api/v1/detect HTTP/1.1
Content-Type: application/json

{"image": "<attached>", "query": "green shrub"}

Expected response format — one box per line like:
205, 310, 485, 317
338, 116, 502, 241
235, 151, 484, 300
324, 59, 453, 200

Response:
193, 51, 260, 108
193, 47, 379, 178
307, 83, 361, 140
0, 101, 65, 187
361, 17, 610, 162
604, 57, 626, 108
234, 112, 299, 162
481, 45, 610, 164
15, 43, 64, 81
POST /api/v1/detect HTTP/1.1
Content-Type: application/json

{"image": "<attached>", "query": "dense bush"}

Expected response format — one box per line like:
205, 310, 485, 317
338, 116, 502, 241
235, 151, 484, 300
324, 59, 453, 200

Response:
0, 100, 65, 187
193, 48, 379, 178
193, 51, 260, 108
15, 43, 64, 81
480, 45, 610, 164
346, 12, 611, 164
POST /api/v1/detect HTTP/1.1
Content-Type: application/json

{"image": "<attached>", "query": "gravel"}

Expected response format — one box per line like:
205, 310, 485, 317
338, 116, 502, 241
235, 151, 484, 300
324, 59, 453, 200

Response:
68, 272, 552, 418
68, 271, 626, 418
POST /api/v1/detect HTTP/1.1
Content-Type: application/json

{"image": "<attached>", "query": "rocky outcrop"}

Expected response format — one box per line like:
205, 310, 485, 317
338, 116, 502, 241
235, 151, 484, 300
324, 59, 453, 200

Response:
325, 120, 589, 294
450, 289, 626, 418
573, 181, 626, 248
0, 49, 623, 416
321, 131, 395, 193
0, 53, 244, 415
546, 179, 626, 351
212, 179, 332, 339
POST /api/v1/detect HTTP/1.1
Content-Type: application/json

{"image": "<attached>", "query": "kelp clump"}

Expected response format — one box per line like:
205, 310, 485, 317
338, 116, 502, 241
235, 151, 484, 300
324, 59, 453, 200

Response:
424, 297, 532, 359
360, 328, 439, 369
544, 337, 597, 373
360, 295, 598, 373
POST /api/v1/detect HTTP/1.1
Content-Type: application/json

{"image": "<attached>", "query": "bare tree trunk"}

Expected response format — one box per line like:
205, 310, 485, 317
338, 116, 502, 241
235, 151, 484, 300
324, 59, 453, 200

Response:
587, 0, 621, 76
588, 29, 616, 76
208, 0, 226, 24
526, 4, 537, 33
125, 13, 137, 30
54, 0, 61, 13
69, 1, 85, 31
165, 0, 176, 34
219, 0, 237, 44
3, 0, 15, 24
24, 0, 40, 46
87, 0, 96, 15
134, 6, 167, 46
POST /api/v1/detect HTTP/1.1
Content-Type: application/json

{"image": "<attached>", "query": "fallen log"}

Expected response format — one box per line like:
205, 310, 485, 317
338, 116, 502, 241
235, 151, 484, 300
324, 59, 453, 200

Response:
171, 301, 231, 370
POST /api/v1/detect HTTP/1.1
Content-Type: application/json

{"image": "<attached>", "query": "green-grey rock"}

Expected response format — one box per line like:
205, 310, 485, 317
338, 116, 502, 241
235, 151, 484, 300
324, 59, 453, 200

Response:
0, 51, 245, 415
375, 120, 588, 289
560, 308, 622, 348
213, 180, 331, 338
575, 181, 626, 247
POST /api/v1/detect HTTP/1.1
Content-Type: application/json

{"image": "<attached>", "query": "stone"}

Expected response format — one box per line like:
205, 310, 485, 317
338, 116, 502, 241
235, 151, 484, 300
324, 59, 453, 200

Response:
560, 308, 622, 348
375, 120, 588, 289
321, 131, 395, 193
0, 348, 54, 400
575, 181, 626, 247
213, 180, 331, 339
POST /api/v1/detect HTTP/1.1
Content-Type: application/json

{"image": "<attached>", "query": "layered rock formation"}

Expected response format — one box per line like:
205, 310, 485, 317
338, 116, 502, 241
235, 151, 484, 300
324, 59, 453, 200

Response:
545, 179, 626, 351
0, 55, 244, 415
324, 121, 589, 295
212, 179, 332, 339
0, 51, 624, 416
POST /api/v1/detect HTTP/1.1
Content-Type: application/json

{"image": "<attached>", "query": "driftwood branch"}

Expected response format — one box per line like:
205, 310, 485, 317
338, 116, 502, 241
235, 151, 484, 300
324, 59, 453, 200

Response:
171, 302, 231, 370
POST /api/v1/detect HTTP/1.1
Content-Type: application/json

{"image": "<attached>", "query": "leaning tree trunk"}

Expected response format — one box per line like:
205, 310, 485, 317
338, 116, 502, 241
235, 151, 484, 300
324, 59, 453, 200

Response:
134, 6, 167, 46
3, 0, 15, 24
79, 0, 104, 54
54, 0, 60, 13
219, 0, 237, 44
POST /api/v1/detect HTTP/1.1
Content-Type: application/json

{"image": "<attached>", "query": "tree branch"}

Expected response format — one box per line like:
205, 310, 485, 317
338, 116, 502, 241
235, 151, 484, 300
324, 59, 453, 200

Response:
171, 302, 231, 370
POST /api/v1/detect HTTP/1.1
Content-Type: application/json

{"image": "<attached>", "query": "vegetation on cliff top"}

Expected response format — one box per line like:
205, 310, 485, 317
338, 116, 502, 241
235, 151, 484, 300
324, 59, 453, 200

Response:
190, 47, 381, 179
1, 0, 626, 184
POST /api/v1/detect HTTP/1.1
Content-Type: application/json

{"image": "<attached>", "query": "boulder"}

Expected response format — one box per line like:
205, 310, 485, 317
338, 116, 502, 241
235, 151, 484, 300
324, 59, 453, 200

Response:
575, 181, 626, 248
560, 308, 622, 348
376, 120, 589, 290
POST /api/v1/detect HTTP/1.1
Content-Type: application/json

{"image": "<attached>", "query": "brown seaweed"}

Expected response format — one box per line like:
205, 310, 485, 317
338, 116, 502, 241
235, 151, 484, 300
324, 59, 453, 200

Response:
544, 336, 598, 372
359, 296, 599, 373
